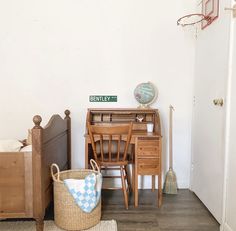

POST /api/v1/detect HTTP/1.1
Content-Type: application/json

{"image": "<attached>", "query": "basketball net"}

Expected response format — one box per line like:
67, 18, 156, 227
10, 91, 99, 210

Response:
180, 21, 200, 39
177, 13, 210, 39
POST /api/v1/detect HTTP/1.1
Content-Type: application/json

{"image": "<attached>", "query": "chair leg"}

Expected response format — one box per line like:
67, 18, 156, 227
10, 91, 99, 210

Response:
120, 166, 128, 209
35, 218, 44, 231
124, 165, 131, 192
152, 175, 155, 192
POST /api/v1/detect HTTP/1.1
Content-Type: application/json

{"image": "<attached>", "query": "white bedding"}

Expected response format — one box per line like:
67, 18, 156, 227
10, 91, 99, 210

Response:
20, 145, 32, 152
0, 139, 23, 152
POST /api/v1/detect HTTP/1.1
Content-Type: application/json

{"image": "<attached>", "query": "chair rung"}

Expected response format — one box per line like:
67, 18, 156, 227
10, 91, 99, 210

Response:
103, 187, 123, 190
101, 167, 124, 170
103, 175, 121, 178
103, 175, 128, 178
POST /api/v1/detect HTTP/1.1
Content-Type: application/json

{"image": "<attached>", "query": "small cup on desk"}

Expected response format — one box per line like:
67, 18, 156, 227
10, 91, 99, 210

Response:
147, 123, 154, 133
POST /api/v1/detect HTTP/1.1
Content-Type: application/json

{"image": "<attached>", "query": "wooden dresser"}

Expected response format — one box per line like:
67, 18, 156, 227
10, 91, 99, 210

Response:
85, 108, 162, 207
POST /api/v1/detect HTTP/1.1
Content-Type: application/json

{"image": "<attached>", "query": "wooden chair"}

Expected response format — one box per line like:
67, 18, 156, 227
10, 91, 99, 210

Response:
87, 123, 133, 209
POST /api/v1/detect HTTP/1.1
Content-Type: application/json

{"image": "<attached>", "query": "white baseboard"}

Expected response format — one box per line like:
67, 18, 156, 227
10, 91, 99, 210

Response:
221, 222, 234, 231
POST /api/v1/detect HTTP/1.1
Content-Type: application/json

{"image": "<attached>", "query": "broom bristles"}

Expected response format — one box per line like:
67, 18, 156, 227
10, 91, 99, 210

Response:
163, 168, 178, 194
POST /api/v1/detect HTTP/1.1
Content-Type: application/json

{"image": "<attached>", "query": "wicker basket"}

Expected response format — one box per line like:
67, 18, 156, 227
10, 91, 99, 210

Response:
51, 161, 101, 231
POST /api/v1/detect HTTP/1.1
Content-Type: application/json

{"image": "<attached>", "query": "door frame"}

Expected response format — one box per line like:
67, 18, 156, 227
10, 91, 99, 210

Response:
221, 1, 236, 230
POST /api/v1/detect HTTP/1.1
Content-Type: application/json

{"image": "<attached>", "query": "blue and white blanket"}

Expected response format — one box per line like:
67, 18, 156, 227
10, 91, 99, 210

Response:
64, 173, 102, 213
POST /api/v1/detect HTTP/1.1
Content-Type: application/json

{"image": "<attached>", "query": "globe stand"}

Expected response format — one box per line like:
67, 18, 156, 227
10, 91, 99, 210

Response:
138, 104, 151, 109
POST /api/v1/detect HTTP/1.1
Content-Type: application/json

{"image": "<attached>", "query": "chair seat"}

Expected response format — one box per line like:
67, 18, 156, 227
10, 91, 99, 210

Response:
97, 160, 128, 167
96, 153, 129, 166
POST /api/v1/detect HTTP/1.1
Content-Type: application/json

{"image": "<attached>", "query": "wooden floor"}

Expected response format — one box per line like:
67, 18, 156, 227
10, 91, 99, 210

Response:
4, 189, 219, 231
101, 189, 220, 231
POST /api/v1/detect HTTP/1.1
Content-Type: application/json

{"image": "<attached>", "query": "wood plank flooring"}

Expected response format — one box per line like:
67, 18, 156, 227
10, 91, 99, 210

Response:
4, 189, 219, 231
101, 189, 220, 231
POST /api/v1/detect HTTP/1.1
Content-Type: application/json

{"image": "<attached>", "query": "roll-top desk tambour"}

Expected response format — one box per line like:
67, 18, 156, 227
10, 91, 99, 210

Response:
84, 108, 162, 207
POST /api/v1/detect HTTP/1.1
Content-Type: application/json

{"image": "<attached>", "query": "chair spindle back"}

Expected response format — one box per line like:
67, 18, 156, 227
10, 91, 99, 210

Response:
88, 123, 133, 163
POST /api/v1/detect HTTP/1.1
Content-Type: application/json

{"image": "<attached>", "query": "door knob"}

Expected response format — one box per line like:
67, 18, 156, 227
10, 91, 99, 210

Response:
213, 98, 224, 106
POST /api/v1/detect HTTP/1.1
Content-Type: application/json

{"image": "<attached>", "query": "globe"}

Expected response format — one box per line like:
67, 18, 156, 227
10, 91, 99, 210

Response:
134, 82, 157, 108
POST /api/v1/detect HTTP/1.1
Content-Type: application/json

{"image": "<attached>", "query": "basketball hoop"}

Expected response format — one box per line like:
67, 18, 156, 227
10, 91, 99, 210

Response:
177, 13, 211, 27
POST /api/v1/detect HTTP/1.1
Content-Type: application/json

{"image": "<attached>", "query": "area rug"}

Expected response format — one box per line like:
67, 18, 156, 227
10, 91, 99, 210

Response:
0, 220, 117, 231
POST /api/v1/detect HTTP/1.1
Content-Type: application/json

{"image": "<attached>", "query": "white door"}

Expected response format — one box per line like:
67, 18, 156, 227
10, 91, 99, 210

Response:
222, 1, 236, 230
191, 59, 226, 224
191, 0, 232, 223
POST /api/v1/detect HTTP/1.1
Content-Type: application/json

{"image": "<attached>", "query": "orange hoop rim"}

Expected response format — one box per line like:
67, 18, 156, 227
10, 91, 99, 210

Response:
177, 13, 211, 27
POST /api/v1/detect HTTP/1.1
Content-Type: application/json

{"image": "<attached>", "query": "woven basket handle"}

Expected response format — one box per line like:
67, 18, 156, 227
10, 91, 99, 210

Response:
90, 159, 100, 173
51, 163, 60, 181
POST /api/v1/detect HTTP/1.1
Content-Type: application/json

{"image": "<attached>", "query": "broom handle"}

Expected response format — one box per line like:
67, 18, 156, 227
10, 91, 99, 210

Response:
169, 105, 174, 169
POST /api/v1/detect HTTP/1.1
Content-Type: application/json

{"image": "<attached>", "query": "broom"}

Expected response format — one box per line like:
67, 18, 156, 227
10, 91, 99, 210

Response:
163, 105, 178, 194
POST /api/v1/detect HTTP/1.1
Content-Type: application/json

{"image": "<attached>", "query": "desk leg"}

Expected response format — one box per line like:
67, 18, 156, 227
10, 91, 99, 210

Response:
85, 140, 88, 169
134, 167, 138, 207
152, 175, 155, 192
158, 173, 162, 208
132, 163, 135, 192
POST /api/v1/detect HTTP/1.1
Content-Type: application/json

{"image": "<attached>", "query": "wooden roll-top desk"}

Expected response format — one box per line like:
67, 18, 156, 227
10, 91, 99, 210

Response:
85, 108, 162, 207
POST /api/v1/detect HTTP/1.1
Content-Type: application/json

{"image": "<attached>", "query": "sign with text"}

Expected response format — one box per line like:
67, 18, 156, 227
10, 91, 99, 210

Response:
89, 95, 117, 102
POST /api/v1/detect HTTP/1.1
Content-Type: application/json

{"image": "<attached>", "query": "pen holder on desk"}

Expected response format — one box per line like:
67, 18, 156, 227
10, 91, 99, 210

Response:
147, 123, 154, 133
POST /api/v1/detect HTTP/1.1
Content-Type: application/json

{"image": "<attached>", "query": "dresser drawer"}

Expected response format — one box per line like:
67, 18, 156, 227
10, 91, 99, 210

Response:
137, 140, 160, 158
137, 158, 160, 175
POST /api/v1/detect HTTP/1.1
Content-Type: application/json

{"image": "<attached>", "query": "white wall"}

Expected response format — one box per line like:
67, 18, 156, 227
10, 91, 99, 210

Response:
0, 0, 195, 188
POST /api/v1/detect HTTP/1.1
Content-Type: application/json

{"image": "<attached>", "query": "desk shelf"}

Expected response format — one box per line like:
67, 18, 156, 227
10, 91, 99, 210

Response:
86, 108, 161, 135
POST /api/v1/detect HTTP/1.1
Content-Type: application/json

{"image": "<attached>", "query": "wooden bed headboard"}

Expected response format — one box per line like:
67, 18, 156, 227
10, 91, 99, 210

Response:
31, 110, 71, 222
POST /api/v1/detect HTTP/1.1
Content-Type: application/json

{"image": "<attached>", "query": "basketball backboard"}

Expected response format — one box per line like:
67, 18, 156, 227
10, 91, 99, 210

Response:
201, 0, 219, 29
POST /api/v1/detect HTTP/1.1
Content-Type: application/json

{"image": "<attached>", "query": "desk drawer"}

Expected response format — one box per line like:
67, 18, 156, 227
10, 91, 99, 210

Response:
137, 158, 160, 175
137, 140, 160, 158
